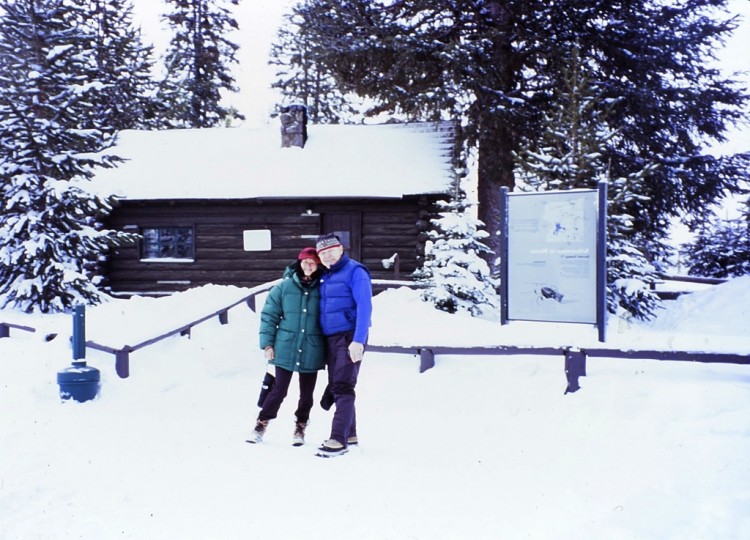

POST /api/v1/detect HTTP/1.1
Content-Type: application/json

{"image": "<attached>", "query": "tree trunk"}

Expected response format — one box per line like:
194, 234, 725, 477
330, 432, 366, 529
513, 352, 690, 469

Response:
477, 120, 515, 277
476, 0, 517, 277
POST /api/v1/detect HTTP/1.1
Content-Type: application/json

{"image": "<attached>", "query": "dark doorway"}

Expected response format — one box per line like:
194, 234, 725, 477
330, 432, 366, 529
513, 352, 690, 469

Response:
321, 212, 362, 260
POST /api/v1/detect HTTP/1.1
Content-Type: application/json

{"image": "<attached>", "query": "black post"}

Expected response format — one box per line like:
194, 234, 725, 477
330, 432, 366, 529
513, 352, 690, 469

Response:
564, 348, 587, 394
499, 187, 510, 325
596, 181, 608, 342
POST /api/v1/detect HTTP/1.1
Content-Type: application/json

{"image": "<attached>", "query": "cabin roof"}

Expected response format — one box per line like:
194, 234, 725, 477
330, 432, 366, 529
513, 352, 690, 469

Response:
88, 122, 456, 201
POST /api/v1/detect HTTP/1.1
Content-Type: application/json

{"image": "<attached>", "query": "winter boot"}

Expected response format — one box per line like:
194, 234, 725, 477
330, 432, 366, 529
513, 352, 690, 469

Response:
246, 418, 269, 444
316, 438, 348, 458
293, 420, 307, 447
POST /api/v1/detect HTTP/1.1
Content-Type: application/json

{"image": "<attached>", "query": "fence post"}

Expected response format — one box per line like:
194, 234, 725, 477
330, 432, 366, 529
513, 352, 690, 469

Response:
419, 348, 435, 373
564, 347, 587, 394
116, 350, 130, 378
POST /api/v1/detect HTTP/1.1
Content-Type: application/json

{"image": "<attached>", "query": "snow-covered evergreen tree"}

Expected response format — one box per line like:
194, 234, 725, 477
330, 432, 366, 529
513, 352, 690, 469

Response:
286, 0, 748, 276
515, 46, 662, 320
270, 11, 363, 124
414, 127, 499, 318
681, 202, 750, 278
414, 193, 499, 318
605, 167, 663, 320
0, 0, 135, 313
159, 0, 243, 128
84, 0, 163, 130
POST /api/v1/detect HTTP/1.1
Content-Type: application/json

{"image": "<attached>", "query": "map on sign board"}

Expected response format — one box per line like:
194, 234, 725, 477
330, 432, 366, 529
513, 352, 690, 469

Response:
541, 198, 585, 243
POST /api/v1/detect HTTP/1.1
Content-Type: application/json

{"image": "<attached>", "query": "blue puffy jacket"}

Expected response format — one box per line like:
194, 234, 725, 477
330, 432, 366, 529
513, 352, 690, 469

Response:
318, 254, 372, 343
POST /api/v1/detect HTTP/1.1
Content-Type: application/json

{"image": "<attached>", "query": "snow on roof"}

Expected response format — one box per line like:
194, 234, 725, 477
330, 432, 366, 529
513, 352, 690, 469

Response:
88, 122, 456, 200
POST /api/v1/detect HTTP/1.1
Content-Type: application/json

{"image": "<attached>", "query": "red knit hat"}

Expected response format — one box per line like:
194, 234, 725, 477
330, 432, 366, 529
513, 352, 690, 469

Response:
297, 247, 320, 264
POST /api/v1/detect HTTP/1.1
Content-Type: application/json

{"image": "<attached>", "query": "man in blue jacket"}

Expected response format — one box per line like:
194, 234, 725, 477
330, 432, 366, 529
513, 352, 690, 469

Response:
314, 233, 372, 458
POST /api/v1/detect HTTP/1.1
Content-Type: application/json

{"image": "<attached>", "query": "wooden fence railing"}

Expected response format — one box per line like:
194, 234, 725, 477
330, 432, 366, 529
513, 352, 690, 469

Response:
91, 278, 413, 378
86, 280, 282, 378
368, 344, 750, 373
653, 273, 727, 299
2, 277, 747, 387
0, 321, 36, 339
0, 279, 412, 379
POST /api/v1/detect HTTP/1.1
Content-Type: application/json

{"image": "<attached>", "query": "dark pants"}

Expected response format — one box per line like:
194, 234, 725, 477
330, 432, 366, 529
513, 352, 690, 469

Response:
326, 331, 363, 446
259, 366, 318, 424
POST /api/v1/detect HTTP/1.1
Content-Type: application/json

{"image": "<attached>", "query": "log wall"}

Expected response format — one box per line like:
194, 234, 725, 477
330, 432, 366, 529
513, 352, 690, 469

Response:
102, 197, 441, 295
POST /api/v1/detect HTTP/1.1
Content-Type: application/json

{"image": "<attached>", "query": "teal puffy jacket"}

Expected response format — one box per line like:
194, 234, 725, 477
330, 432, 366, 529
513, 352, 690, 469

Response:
259, 264, 325, 373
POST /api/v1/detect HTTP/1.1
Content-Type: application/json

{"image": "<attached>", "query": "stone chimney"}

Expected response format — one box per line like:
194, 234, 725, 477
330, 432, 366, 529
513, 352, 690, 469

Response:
279, 104, 307, 148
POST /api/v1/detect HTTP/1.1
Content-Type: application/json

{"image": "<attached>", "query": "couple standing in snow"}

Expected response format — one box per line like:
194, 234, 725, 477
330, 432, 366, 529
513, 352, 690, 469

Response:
251, 233, 372, 458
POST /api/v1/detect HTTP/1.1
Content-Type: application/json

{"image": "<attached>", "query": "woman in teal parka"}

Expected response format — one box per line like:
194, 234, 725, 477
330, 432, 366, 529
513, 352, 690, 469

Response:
249, 247, 326, 446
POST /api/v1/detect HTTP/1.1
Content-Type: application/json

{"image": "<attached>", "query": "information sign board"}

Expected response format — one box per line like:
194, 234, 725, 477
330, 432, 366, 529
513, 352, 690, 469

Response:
507, 189, 599, 323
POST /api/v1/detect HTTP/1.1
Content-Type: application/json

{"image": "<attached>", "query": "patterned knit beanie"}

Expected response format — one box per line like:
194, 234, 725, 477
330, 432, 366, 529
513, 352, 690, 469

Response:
315, 233, 342, 253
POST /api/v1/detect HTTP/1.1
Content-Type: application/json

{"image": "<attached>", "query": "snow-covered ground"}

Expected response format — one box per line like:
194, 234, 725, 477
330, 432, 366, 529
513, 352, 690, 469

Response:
1, 278, 749, 539
1, 2, 747, 537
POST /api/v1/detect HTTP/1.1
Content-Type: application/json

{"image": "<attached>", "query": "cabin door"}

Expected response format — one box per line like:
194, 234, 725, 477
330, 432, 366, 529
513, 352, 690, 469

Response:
321, 212, 362, 261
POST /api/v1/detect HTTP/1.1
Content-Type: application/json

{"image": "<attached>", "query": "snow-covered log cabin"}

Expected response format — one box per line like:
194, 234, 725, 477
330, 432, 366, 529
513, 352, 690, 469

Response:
89, 118, 456, 296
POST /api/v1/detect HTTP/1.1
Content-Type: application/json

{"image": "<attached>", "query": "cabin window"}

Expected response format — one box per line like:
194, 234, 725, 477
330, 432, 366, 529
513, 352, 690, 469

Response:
140, 227, 195, 261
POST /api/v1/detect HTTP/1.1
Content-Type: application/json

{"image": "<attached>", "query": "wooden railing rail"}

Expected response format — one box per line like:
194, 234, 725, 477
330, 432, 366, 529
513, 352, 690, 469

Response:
657, 273, 727, 285
5, 277, 745, 390
368, 344, 750, 373
87, 280, 281, 378
0, 321, 37, 338
96, 278, 417, 378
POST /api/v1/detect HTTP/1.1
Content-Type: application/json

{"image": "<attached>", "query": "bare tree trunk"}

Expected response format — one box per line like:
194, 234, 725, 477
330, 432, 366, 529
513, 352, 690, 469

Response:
477, 121, 515, 277
476, 0, 517, 277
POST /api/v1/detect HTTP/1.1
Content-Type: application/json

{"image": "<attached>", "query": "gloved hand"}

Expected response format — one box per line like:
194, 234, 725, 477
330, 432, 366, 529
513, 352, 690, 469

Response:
264, 346, 275, 361
348, 341, 364, 363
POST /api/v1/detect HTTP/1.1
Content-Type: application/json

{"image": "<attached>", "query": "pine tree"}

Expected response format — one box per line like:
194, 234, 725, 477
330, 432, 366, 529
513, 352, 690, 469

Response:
0, 0, 135, 313
681, 202, 750, 279
515, 45, 662, 319
159, 0, 243, 128
84, 0, 163, 130
606, 168, 663, 319
414, 193, 499, 318
285, 0, 748, 276
270, 11, 363, 124
414, 126, 499, 319
514, 44, 610, 193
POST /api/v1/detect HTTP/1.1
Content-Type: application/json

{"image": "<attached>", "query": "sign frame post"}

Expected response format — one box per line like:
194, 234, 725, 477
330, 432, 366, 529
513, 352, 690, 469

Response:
596, 181, 608, 342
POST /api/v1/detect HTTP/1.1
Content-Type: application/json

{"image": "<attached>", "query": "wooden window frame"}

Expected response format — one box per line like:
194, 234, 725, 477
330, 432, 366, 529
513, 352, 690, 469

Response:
140, 226, 195, 262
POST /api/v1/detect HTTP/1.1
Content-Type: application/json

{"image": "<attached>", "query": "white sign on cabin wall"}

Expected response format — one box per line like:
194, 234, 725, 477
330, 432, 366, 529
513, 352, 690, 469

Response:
243, 230, 272, 251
